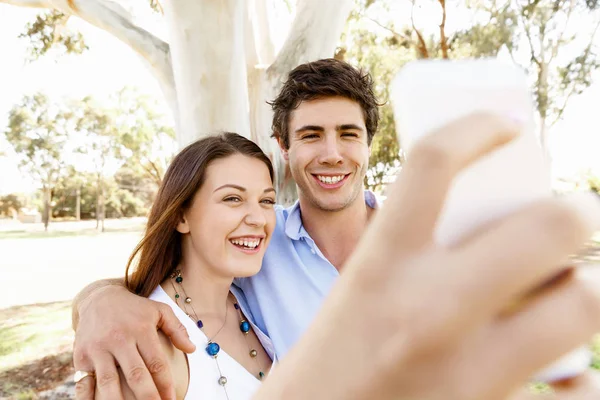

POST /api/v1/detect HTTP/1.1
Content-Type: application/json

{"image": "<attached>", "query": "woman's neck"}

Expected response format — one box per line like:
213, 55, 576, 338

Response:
162, 239, 234, 320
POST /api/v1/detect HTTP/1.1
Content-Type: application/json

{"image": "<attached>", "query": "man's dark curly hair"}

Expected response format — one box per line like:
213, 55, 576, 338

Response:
269, 58, 380, 149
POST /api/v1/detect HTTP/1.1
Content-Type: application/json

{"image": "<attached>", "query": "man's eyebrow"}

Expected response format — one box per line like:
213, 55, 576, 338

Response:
295, 125, 325, 133
214, 184, 246, 193
336, 124, 364, 131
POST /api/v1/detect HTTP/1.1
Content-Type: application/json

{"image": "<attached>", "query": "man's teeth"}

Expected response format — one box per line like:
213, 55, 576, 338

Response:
230, 238, 260, 248
317, 175, 345, 184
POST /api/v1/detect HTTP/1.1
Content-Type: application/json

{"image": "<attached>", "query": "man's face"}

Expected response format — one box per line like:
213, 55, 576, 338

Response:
283, 96, 370, 212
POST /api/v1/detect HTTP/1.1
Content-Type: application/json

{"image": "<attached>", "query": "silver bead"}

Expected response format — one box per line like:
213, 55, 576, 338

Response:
218, 376, 227, 386
185, 297, 191, 304
249, 349, 257, 358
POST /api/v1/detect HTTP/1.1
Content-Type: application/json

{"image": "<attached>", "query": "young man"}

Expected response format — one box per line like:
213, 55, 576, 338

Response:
72, 59, 600, 400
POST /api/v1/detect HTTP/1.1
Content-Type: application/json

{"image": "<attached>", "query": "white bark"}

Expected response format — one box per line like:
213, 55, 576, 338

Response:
165, 0, 250, 147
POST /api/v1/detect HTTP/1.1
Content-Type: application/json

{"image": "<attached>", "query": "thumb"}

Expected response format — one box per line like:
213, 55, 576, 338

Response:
156, 303, 196, 353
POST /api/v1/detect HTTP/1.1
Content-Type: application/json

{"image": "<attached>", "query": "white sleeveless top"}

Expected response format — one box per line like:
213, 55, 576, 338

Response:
149, 285, 276, 400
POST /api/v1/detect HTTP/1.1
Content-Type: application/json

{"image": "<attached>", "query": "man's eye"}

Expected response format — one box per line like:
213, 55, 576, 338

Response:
342, 132, 358, 137
303, 134, 318, 139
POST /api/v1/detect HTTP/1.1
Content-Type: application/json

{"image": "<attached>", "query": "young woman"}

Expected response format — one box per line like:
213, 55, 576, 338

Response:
121, 132, 276, 399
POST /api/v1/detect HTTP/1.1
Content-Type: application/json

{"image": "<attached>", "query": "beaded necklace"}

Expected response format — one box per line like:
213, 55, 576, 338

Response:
170, 270, 266, 399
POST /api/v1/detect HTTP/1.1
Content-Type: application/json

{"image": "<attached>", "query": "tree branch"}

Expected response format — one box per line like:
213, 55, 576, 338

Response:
438, 0, 448, 59
2, 0, 47, 7
411, 0, 429, 58
2, 0, 177, 123
364, 15, 412, 42
549, 0, 576, 64
549, 17, 600, 126
523, 22, 541, 67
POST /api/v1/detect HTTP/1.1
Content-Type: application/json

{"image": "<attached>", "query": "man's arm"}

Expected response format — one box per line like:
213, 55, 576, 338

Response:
72, 278, 122, 330
71, 279, 195, 400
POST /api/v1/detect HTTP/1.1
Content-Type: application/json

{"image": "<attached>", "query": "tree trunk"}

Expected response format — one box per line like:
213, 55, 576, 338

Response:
537, 62, 551, 165
96, 175, 103, 230
75, 187, 81, 221
42, 185, 51, 231
164, 0, 250, 147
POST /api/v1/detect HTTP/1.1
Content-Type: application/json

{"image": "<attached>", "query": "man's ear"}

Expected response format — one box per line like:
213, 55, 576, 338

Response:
176, 212, 190, 234
277, 136, 289, 162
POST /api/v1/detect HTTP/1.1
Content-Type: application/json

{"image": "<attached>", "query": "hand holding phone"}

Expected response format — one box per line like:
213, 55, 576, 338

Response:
390, 58, 592, 383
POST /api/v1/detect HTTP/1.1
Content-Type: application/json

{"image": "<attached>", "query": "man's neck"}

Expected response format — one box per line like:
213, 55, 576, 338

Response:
299, 191, 373, 271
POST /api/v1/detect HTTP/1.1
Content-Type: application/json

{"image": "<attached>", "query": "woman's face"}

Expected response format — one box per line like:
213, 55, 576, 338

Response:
177, 153, 276, 278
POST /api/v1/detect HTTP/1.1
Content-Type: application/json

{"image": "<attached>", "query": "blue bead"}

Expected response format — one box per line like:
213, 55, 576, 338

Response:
175, 276, 183, 283
240, 320, 250, 333
206, 342, 220, 357
234, 303, 240, 310
197, 320, 203, 329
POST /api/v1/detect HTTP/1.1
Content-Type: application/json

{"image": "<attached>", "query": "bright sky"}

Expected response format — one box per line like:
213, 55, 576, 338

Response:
0, 1, 599, 195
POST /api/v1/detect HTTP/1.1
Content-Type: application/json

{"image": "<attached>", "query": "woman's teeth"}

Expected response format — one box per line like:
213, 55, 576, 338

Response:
317, 175, 344, 184
230, 238, 260, 249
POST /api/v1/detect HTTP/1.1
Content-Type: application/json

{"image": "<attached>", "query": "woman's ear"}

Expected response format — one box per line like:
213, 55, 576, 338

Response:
176, 212, 190, 234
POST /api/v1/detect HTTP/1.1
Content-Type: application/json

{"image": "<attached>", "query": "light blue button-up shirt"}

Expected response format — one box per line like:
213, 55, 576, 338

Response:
235, 191, 379, 358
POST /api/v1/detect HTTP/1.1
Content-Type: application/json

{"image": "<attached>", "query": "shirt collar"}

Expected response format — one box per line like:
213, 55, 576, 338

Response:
284, 190, 380, 241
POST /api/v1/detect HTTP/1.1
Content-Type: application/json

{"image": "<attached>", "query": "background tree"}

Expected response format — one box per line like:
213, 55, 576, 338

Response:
0, 194, 23, 218
113, 87, 176, 188
3, 0, 356, 204
458, 0, 600, 160
73, 96, 125, 231
4, 93, 72, 230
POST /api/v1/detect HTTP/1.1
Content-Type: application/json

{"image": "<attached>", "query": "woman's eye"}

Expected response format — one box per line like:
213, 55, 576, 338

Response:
261, 198, 276, 205
224, 196, 242, 202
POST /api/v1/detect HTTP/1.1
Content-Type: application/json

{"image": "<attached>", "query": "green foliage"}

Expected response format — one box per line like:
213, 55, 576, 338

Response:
112, 88, 176, 187
463, 0, 600, 126
5, 93, 70, 185
0, 194, 23, 217
19, 10, 87, 60
4, 89, 173, 222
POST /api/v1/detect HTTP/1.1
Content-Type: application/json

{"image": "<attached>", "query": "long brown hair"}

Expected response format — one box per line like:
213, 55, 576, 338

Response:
125, 132, 274, 297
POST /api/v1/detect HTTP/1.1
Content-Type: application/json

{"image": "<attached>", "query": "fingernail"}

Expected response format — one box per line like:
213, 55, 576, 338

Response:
560, 191, 600, 233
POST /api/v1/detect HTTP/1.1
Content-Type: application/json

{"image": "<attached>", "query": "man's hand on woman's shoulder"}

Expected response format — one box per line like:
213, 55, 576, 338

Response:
72, 282, 194, 400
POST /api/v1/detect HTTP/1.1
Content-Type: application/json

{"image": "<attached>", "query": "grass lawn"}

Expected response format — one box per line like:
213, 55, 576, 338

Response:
0, 219, 599, 398
0, 218, 145, 398
0, 301, 73, 398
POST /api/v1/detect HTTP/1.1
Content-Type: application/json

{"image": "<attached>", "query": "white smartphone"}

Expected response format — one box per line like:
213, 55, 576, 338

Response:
390, 58, 591, 382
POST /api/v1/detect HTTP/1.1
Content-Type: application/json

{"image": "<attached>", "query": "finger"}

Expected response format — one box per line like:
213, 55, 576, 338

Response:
92, 351, 124, 400
379, 112, 520, 251
450, 192, 600, 317
488, 266, 600, 387
137, 331, 176, 400
156, 302, 195, 353
73, 344, 96, 400
116, 343, 161, 400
